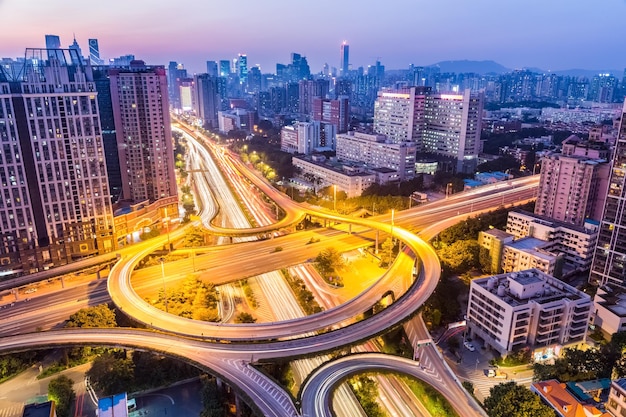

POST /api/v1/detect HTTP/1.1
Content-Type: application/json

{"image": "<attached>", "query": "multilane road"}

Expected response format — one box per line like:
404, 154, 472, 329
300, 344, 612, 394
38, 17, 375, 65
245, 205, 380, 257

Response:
0, 123, 538, 415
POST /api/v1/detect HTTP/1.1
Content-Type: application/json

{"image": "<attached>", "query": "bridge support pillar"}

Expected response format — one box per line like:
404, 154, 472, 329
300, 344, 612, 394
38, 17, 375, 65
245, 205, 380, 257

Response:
375, 230, 379, 254
348, 224, 352, 234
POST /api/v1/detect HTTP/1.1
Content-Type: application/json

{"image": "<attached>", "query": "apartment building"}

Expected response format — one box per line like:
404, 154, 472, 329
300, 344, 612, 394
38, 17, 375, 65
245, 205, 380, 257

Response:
467, 269, 591, 357
507, 210, 598, 273
336, 131, 416, 181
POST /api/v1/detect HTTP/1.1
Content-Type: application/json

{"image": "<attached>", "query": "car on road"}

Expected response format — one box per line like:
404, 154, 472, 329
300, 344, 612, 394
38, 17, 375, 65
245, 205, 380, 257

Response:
463, 341, 475, 351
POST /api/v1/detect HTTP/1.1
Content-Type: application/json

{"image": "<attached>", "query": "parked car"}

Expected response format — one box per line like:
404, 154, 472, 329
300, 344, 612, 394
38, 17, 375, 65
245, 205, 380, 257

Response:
463, 341, 475, 351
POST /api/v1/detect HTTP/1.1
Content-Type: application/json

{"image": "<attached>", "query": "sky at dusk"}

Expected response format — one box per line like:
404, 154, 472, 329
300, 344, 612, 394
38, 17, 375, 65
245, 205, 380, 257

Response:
1, 0, 625, 75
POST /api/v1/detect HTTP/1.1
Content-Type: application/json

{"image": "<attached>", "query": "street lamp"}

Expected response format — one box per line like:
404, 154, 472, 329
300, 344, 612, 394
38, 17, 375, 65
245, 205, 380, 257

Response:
446, 183, 453, 199
388, 209, 395, 267
160, 257, 168, 313
333, 184, 337, 212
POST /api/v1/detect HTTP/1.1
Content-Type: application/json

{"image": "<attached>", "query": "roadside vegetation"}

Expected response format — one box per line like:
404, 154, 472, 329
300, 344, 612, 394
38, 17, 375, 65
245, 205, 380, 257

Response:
281, 269, 323, 315
349, 375, 386, 417
47, 375, 76, 417
149, 275, 219, 322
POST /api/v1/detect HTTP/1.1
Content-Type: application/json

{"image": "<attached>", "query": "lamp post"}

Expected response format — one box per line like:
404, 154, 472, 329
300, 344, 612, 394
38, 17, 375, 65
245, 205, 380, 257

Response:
160, 257, 168, 313
333, 184, 337, 212
388, 209, 395, 267
446, 182, 453, 199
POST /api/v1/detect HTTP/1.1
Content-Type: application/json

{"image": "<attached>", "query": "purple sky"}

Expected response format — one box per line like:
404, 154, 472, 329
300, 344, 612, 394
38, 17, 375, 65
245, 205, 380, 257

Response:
1, 0, 625, 74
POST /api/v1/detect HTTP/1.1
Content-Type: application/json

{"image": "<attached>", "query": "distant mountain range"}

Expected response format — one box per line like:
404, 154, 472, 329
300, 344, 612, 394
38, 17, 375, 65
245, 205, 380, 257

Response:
423, 60, 622, 77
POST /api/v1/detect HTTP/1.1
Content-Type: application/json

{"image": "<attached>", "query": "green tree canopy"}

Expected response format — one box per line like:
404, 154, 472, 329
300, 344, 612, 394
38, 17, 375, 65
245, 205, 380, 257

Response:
483, 382, 554, 417
314, 247, 344, 277
437, 240, 481, 273
235, 312, 256, 323
48, 375, 75, 417
86, 353, 134, 396
65, 304, 117, 328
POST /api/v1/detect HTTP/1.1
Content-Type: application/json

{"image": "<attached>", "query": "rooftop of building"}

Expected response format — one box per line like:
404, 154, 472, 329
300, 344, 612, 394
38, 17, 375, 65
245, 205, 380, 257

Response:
506, 237, 555, 261
23, 401, 55, 417
613, 378, 626, 392
565, 378, 611, 403
595, 286, 626, 317
474, 269, 586, 307
293, 155, 375, 177
531, 380, 610, 417
481, 228, 515, 240
509, 210, 594, 235
98, 393, 128, 417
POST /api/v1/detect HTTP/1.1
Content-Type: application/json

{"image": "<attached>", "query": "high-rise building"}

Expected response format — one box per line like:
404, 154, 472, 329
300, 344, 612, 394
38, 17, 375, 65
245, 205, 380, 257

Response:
535, 135, 610, 226
91, 66, 122, 202
167, 61, 187, 110
285, 82, 299, 114
194, 73, 219, 129
237, 54, 248, 85
373, 86, 430, 144
299, 79, 329, 116
247, 66, 262, 94
44, 34, 60, 49
67, 36, 84, 65
110, 61, 177, 204
422, 90, 484, 173
219, 60, 231, 77
312, 97, 349, 133
340, 41, 349, 77
590, 100, 626, 288
206, 60, 218, 77
44, 34, 63, 62
88, 38, 104, 65
0, 48, 114, 273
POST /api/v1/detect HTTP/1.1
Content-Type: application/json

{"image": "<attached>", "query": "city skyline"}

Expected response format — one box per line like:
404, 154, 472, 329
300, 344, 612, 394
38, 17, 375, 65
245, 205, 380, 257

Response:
1, 0, 625, 74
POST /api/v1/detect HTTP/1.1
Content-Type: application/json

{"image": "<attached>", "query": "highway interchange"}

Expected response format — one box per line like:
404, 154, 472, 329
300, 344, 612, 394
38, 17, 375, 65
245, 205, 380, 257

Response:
0, 122, 538, 416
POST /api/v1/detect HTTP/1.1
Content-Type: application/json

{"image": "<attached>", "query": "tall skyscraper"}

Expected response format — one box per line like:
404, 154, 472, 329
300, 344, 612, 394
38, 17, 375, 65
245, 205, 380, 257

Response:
44, 34, 61, 49
88, 39, 104, 65
422, 90, 484, 173
167, 61, 187, 110
299, 79, 329, 116
373, 86, 430, 144
92, 66, 122, 202
206, 61, 218, 77
110, 61, 177, 204
589, 100, 626, 288
67, 36, 84, 65
237, 54, 248, 85
340, 41, 349, 77
219, 60, 231, 77
44, 34, 63, 61
194, 74, 220, 129
0, 48, 114, 272
312, 97, 349, 133
535, 135, 610, 226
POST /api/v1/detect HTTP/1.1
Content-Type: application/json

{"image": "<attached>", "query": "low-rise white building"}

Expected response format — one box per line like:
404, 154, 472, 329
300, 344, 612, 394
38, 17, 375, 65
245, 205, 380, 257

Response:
506, 210, 598, 273
467, 269, 591, 357
336, 131, 416, 180
501, 237, 562, 277
292, 155, 375, 198
607, 378, 626, 417
591, 286, 626, 338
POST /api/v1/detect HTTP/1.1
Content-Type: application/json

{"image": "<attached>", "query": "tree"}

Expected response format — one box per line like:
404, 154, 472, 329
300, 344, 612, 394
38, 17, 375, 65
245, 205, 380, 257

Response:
235, 312, 256, 323
87, 353, 134, 396
314, 248, 344, 277
200, 375, 224, 417
48, 375, 75, 417
183, 225, 206, 247
437, 240, 481, 273
380, 237, 396, 268
65, 304, 117, 328
483, 382, 554, 417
